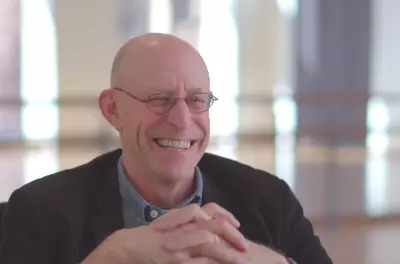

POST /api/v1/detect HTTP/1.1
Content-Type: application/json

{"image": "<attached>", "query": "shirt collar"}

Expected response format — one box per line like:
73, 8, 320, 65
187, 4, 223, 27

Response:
117, 156, 203, 225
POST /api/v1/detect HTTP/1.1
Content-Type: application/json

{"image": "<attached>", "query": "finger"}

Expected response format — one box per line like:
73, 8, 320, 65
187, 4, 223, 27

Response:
179, 222, 198, 233
152, 204, 211, 231
197, 218, 249, 252
164, 229, 218, 251
202, 203, 240, 228
164, 218, 248, 252
190, 243, 248, 264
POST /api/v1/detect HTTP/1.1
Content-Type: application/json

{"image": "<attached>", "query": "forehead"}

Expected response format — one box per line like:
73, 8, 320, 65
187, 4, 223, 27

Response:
119, 45, 210, 94
132, 69, 209, 93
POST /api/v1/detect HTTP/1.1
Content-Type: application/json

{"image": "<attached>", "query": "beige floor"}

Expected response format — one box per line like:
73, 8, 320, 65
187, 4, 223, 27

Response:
1, 141, 400, 263
315, 223, 400, 264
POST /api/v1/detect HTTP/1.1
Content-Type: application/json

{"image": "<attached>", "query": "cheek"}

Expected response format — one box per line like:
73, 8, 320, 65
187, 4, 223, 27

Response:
120, 120, 146, 151
119, 113, 140, 141
197, 115, 210, 136
137, 116, 162, 141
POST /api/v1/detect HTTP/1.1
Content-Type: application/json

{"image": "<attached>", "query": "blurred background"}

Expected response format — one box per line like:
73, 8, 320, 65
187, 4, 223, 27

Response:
1, 0, 400, 263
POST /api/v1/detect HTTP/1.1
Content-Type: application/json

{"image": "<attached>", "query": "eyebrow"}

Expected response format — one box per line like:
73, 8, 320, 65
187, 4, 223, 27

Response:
145, 87, 208, 95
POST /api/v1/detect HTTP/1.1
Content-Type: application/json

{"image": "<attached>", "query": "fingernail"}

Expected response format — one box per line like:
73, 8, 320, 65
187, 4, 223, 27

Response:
234, 219, 241, 227
228, 216, 240, 227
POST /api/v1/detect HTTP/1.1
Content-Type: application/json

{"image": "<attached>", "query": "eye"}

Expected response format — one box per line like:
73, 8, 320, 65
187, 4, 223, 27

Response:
147, 96, 171, 107
189, 94, 207, 103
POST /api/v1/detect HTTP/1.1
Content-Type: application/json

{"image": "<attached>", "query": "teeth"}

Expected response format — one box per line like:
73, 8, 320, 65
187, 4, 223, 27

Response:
156, 139, 191, 149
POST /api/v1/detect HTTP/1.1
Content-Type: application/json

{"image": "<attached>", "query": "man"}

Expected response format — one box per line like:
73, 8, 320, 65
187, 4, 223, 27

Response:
0, 33, 332, 264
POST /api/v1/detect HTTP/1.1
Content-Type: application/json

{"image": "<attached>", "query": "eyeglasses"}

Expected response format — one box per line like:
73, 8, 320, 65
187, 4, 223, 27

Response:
113, 87, 218, 114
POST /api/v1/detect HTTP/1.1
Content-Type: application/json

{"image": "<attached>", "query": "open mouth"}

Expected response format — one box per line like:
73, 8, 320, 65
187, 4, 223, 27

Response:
153, 138, 196, 150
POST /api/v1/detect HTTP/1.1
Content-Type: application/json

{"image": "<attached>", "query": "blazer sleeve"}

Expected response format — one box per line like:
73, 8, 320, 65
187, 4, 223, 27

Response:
278, 180, 333, 264
0, 188, 56, 264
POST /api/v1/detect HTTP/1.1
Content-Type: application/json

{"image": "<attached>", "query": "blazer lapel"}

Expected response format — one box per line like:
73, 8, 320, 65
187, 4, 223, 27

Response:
201, 172, 273, 244
201, 173, 247, 233
90, 158, 124, 246
201, 173, 233, 209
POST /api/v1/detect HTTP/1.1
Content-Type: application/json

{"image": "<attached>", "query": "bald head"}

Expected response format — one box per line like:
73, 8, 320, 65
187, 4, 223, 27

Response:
110, 33, 209, 90
99, 33, 213, 193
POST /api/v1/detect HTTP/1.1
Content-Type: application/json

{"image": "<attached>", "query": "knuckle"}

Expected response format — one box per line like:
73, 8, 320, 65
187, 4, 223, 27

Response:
186, 203, 201, 213
205, 202, 219, 210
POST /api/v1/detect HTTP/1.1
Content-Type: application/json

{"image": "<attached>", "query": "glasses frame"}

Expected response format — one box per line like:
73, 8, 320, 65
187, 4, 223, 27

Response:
113, 87, 218, 114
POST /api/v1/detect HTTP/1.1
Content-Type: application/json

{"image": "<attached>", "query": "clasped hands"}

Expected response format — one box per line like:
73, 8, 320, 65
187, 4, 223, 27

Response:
83, 203, 289, 264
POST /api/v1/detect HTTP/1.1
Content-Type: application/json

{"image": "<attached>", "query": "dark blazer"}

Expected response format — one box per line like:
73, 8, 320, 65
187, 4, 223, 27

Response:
0, 202, 6, 240
0, 149, 332, 264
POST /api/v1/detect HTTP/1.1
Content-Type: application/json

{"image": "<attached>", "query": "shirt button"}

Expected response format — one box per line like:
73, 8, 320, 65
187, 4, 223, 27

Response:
150, 210, 159, 219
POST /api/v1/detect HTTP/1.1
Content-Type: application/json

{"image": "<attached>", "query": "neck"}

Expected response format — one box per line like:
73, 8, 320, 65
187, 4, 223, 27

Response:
121, 154, 195, 209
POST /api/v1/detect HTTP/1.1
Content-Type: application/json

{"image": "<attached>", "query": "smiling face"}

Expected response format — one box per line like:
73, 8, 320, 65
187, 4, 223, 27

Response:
100, 34, 211, 184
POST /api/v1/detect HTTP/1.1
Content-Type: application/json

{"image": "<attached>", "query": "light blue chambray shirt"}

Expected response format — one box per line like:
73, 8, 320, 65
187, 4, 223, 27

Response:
117, 156, 203, 227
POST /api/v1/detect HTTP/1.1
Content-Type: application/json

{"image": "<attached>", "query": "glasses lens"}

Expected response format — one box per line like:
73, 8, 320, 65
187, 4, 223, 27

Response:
145, 93, 217, 114
187, 93, 216, 113
146, 95, 175, 113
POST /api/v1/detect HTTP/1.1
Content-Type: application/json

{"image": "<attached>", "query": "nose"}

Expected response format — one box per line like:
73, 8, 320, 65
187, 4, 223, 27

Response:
165, 98, 193, 129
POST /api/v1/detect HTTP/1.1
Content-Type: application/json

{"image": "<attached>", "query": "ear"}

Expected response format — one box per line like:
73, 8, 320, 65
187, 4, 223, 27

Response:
98, 89, 122, 131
